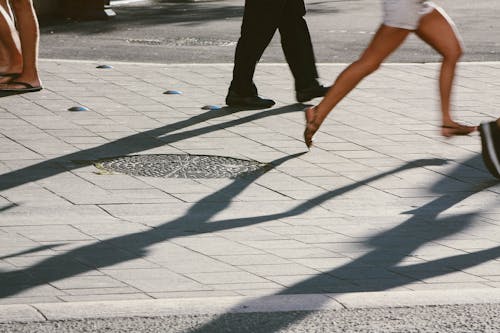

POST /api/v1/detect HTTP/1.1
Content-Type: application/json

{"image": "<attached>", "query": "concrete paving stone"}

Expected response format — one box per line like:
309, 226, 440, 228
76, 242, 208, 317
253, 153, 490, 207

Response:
0, 296, 60, 306
348, 278, 417, 291
231, 188, 289, 202
239, 263, 319, 276
404, 282, 494, 291
104, 189, 180, 204
411, 244, 471, 257
63, 287, 143, 296
460, 262, 500, 276
215, 228, 288, 241
169, 192, 232, 203
116, 279, 209, 293
172, 237, 264, 256
51, 276, 128, 290
213, 254, 290, 266
1, 225, 94, 242
39, 240, 115, 253
412, 271, 490, 283
72, 222, 151, 237
59, 293, 153, 303
1, 189, 72, 206
186, 271, 268, 285
63, 136, 109, 145
0, 245, 60, 260
263, 247, 345, 259
0, 270, 39, 286
263, 226, 332, 236
274, 189, 333, 200
329, 267, 412, 280
151, 254, 238, 274
209, 282, 284, 291
148, 290, 240, 299
279, 216, 353, 227
73, 248, 154, 270
23, 116, 81, 130
1, 284, 67, 297
435, 239, 500, 250
255, 173, 322, 192
266, 273, 349, 291
22, 267, 104, 282
3, 255, 92, 271
236, 288, 286, 296
290, 233, 358, 244
100, 202, 209, 220
0, 150, 43, 160
292, 257, 376, 271
241, 239, 312, 250
102, 268, 192, 282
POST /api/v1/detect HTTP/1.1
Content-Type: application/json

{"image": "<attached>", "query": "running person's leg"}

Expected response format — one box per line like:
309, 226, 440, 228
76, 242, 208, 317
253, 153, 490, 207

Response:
415, 7, 475, 137
304, 25, 410, 147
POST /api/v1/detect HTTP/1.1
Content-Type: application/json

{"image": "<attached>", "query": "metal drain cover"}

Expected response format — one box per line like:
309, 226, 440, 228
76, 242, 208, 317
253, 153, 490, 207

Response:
95, 154, 267, 179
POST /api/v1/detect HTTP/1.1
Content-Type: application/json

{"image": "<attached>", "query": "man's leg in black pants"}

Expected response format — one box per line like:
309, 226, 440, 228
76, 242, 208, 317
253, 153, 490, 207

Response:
226, 0, 285, 108
279, 0, 328, 103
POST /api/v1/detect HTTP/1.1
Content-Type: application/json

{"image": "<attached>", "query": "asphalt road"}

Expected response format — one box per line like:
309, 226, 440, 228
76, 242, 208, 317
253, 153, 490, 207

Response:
2, 303, 499, 332
40, 0, 500, 64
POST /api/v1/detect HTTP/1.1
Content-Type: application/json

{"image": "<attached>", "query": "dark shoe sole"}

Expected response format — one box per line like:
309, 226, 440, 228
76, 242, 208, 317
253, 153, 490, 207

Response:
296, 85, 329, 103
479, 122, 500, 179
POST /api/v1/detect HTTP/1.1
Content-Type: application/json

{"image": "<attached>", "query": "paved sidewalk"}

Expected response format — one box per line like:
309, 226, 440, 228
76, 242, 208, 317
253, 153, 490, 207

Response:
0, 59, 499, 319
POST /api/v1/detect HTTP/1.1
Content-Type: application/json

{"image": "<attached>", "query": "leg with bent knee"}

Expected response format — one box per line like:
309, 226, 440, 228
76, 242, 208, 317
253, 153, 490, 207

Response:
416, 8, 475, 137
304, 25, 409, 147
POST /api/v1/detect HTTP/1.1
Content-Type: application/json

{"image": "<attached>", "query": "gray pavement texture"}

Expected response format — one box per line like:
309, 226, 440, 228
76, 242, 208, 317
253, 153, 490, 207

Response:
1, 303, 500, 333
0, 59, 499, 327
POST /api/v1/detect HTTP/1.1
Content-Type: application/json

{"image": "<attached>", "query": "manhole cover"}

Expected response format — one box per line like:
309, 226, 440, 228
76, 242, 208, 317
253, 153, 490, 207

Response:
95, 154, 268, 178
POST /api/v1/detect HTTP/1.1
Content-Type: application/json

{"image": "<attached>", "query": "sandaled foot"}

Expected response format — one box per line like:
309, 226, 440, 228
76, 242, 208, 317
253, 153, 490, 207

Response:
0, 73, 20, 84
0, 81, 43, 92
304, 106, 320, 149
441, 123, 477, 138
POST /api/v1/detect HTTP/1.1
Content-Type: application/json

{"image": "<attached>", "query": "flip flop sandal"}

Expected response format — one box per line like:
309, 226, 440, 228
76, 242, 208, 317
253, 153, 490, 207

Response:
0, 81, 43, 92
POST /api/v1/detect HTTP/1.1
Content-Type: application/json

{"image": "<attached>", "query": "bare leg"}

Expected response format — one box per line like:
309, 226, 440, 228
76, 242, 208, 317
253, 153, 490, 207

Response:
0, 0, 22, 82
415, 8, 475, 137
0, 0, 41, 89
305, 25, 410, 147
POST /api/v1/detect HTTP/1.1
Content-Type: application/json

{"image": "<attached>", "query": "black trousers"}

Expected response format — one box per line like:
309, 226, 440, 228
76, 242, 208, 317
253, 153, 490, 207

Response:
229, 0, 319, 96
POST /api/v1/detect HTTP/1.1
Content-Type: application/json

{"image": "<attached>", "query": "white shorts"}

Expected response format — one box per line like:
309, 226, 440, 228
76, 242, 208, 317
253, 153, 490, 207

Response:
383, 0, 435, 30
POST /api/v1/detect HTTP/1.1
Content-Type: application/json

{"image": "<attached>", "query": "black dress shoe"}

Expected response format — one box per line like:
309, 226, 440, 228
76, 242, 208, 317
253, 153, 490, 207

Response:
296, 85, 330, 103
226, 90, 275, 108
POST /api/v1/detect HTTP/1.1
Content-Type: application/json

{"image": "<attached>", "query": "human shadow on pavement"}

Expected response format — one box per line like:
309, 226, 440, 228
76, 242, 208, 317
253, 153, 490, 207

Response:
187, 155, 500, 333
0, 155, 453, 299
0, 104, 302, 192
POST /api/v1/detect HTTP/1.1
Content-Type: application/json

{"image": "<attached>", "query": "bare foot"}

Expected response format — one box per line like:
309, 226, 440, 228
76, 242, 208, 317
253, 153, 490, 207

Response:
441, 122, 477, 137
304, 106, 320, 149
